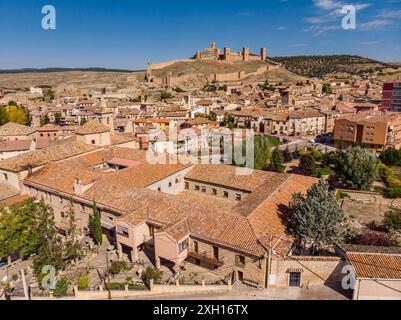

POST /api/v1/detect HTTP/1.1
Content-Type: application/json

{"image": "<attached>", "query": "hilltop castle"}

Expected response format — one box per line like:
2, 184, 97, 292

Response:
145, 42, 269, 85
195, 41, 267, 62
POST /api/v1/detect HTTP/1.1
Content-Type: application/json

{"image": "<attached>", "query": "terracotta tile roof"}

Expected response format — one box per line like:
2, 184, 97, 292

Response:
0, 122, 37, 136
185, 164, 272, 192
0, 140, 98, 172
347, 252, 401, 279
0, 181, 20, 200
76, 120, 110, 135
37, 124, 60, 132
0, 140, 32, 152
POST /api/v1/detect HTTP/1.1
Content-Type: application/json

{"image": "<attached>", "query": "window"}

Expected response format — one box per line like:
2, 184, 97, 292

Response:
185, 182, 189, 189
289, 272, 301, 287
201, 186, 206, 193
61, 211, 65, 218
91, 140, 96, 145
213, 246, 219, 260
212, 188, 217, 195
195, 185, 200, 191
236, 194, 242, 201
178, 238, 189, 253
157, 186, 161, 192
175, 178, 180, 184
235, 255, 246, 268
168, 181, 172, 187
117, 225, 129, 237
3, 173, 8, 181
223, 191, 228, 198
193, 240, 199, 253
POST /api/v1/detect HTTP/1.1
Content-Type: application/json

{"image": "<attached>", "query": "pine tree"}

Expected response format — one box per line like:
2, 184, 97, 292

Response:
64, 201, 82, 264
270, 148, 285, 172
89, 201, 102, 245
290, 180, 348, 254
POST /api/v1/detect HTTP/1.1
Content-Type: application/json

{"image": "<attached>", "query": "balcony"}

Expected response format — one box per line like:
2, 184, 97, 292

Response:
187, 251, 224, 267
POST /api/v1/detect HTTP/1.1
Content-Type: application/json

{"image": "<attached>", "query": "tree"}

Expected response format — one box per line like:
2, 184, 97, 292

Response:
270, 148, 285, 173
0, 200, 39, 259
32, 200, 65, 278
80, 118, 87, 126
63, 202, 83, 264
380, 148, 401, 166
53, 277, 69, 297
54, 112, 62, 125
290, 180, 348, 254
7, 105, 27, 125
283, 146, 293, 163
383, 210, 401, 232
89, 201, 102, 245
40, 114, 50, 127
0, 107, 9, 125
299, 154, 316, 175
222, 113, 235, 129
333, 146, 377, 190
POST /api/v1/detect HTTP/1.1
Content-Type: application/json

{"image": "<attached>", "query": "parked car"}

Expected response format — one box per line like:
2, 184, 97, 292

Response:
0, 259, 7, 267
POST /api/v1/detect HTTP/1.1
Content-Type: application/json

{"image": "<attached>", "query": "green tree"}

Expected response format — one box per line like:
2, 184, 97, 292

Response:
290, 180, 348, 254
270, 148, 285, 173
63, 202, 83, 264
383, 210, 401, 232
54, 112, 62, 125
379, 148, 401, 166
0, 200, 39, 259
222, 113, 235, 129
333, 146, 377, 190
89, 201, 102, 245
299, 154, 316, 175
40, 114, 50, 127
32, 200, 65, 277
80, 118, 87, 126
283, 146, 293, 163
53, 277, 69, 297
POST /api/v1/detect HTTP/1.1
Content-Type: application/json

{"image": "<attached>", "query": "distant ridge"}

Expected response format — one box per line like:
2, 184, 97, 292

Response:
269, 55, 397, 78
0, 67, 143, 74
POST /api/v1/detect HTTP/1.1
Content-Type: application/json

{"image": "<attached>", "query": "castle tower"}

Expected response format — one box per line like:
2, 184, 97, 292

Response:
210, 41, 216, 49
146, 63, 153, 82
196, 50, 202, 60
214, 48, 221, 60
224, 47, 231, 61
242, 47, 249, 61
261, 48, 267, 61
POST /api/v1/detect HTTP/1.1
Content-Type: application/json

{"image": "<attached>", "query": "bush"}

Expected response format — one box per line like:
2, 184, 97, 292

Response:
128, 283, 146, 290
77, 276, 89, 290
384, 188, 401, 198
377, 163, 394, 181
53, 278, 69, 298
380, 148, 401, 166
384, 211, 401, 232
108, 260, 132, 275
385, 177, 401, 188
299, 154, 316, 175
106, 282, 125, 290
141, 267, 163, 288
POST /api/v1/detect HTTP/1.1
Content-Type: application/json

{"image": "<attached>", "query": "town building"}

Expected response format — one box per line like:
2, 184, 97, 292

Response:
333, 111, 401, 152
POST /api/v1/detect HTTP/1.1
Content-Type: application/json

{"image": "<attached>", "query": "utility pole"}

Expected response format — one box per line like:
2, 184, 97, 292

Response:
20, 269, 29, 300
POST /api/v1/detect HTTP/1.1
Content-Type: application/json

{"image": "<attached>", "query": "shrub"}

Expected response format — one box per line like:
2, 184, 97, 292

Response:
106, 282, 125, 290
299, 154, 316, 175
384, 188, 401, 198
128, 283, 146, 290
77, 276, 89, 290
383, 211, 401, 232
53, 278, 69, 298
108, 260, 132, 275
141, 267, 163, 288
377, 163, 394, 181
385, 177, 401, 188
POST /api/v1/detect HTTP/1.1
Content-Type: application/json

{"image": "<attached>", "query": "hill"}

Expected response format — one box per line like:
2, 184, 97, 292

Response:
149, 59, 306, 88
0, 67, 137, 74
269, 55, 397, 78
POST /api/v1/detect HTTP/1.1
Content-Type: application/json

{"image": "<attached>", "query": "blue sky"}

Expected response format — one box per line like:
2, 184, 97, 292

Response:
0, 0, 400, 70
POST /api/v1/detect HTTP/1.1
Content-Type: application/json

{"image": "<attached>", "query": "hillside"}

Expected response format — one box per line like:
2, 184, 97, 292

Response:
269, 55, 397, 78
150, 59, 306, 88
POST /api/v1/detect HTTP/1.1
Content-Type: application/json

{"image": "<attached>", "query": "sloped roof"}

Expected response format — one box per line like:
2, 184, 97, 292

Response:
0, 122, 37, 136
76, 120, 110, 135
